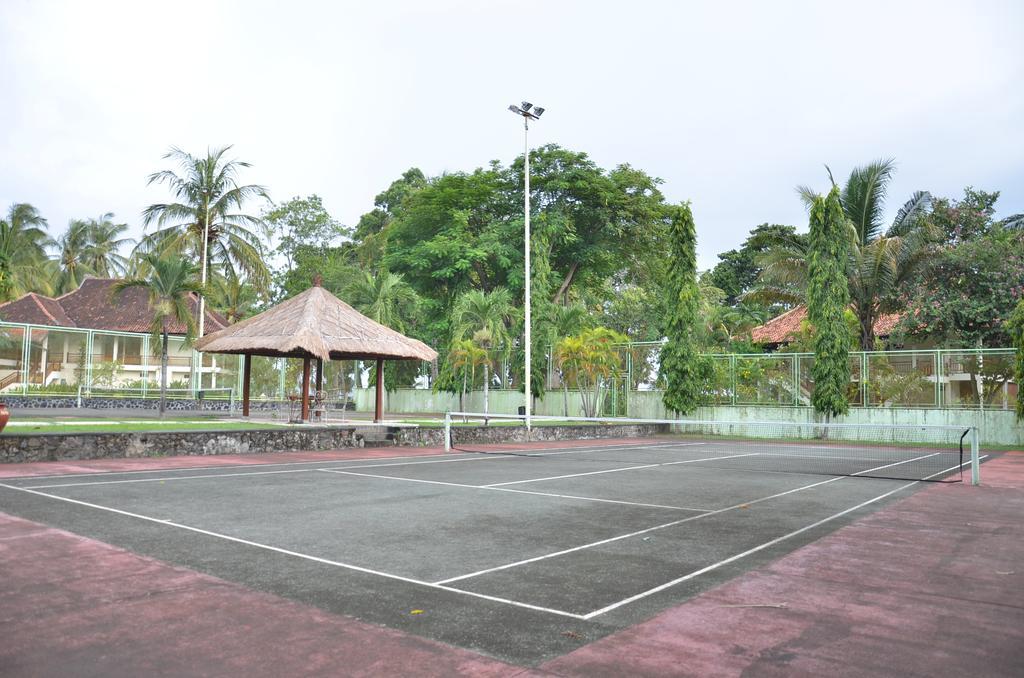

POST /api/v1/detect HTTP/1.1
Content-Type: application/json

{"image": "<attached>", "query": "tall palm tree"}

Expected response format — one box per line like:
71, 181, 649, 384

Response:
113, 253, 203, 417
139, 146, 271, 293
755, 159, 934, 349
51, 219, 96, 294
0, 203, 52, 302
83, 213, 133, 277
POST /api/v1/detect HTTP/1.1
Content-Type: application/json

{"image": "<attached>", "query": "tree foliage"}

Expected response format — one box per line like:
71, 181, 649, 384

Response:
661, 203, 709, 414
139, 146, 271, 293
264, 195, 348, 279
1009, 298, 1024, 421
0, 203, 52, 302
807, 186, 851, 418
896, 226, 1024, 347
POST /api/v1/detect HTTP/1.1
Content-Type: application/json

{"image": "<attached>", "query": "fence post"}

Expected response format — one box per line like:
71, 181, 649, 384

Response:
85, 330, 95, 396
970, 427, 980, 486
444, 411, 451, 452
934, 349, 941, 408
20, 325, 30, 395
791, 354, 798, 406
141, 335, 149, 399
861, 352, 869, 407
730, 354, 737, 406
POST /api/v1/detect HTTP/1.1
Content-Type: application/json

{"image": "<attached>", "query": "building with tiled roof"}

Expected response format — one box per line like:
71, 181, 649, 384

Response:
751, 305, 901, 348
0, 279, 230, 392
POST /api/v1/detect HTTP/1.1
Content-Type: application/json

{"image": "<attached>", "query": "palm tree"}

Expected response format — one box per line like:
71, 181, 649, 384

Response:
0, 203, 52, 302
51, 219, 96, 294
448, 338, 486, 419
343, 270, 421, 332
451, 288, 517, 419
113, 253, 203, 417
210, 265, 260, 324
139, 146, 271, 294
83, 213, 133, 277
755, 159, 933, 349
539, 302, 591, 415
554, 327, 628, 417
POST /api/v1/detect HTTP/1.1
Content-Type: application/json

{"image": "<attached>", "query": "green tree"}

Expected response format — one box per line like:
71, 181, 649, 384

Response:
450, 288, 517, 416
707, 223, 800, 306
758, 159, 933, 349
343, 270, 423, 392
1009, 298, 1024, 421
554, 327, 628, 417
0, 203, 52, 301
113, 253, 203, 417
210, 264, 260, 324
139, 146, 271, 294
661, 203, 710, 414
343, 270, 421, 333
82, 213, 133, 277
447, 338, 485, 416
807, 186, 851, 419
896, 226, 1024, 348
51, 219, 95, 294
264, 195, 348, 276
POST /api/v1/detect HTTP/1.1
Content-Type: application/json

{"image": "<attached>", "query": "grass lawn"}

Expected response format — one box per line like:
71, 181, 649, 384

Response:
2, 421, 295, 435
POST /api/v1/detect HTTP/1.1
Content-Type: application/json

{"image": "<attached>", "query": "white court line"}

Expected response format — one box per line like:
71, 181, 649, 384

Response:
433, 452, 942, 585
317, 468, 709, 513
8, 440, 712, 489
481, 453, 759, 487
580, 455, 987, 619
0, 481, 586, 620
6, 439, 686, 482
24, 468, 317, 489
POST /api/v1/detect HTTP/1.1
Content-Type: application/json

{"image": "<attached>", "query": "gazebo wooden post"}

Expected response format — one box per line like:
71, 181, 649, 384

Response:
301, 357, 311, 422
242, 354, 252, 417
316, 358, 324, 392
374, 358, 384, 423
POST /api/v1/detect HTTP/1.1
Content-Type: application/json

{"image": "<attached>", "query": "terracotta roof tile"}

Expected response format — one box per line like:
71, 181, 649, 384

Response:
0, 278, 227, 336
751, 305, 901, 345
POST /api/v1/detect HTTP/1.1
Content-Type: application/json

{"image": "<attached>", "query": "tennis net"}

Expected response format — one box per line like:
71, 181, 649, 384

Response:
443, 412, 981, 484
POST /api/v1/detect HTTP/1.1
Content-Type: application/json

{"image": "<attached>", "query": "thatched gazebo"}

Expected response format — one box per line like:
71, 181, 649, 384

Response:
194, 282, 437, 422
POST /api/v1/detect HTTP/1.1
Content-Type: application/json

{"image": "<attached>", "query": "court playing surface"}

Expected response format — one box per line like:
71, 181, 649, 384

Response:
0, 435, 992, 665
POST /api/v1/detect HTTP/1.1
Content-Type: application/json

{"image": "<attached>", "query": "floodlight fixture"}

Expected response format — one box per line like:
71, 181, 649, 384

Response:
508, 105, 523, 115
533, 107, 545, 118
521, 102, 533, 111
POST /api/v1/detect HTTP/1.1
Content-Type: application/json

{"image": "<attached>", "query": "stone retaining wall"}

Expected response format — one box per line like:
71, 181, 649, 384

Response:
0, 426, 359, 463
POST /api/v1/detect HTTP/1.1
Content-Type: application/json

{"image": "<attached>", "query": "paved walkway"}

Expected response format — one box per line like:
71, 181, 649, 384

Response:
1, 450, 1021, 677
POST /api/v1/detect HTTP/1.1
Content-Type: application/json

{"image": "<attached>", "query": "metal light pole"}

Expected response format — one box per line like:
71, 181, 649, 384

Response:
508, 102, 545, 431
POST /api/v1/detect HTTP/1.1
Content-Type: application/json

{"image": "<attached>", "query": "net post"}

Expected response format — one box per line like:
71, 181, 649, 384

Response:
970, 427, 980, 486
444, 411, 451, 452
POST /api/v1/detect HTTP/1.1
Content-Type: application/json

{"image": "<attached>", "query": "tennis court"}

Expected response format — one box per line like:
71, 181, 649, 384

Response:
0, 426, 992, 665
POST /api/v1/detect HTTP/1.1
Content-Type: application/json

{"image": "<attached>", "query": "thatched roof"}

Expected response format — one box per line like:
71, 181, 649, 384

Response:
194, 285, 437, 362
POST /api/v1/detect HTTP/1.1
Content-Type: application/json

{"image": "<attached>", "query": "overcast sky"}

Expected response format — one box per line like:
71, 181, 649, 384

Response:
1, 0, 1021, 270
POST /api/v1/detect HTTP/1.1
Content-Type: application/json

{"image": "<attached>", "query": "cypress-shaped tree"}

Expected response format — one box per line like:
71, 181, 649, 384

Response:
1009, 297, 1024, 421
808, 186, 851, 419
662, 202, 709, 414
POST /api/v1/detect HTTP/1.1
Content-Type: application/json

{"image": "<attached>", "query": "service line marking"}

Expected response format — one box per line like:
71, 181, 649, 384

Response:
317, 468, 710, 513
434, 452, 943, 586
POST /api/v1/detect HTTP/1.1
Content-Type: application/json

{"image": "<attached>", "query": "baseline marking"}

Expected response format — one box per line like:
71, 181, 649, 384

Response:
25, 468, 316, 489
0, 482, 585, 620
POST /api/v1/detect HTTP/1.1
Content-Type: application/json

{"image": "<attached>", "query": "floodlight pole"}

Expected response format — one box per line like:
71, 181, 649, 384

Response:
523, 116, 532, 432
